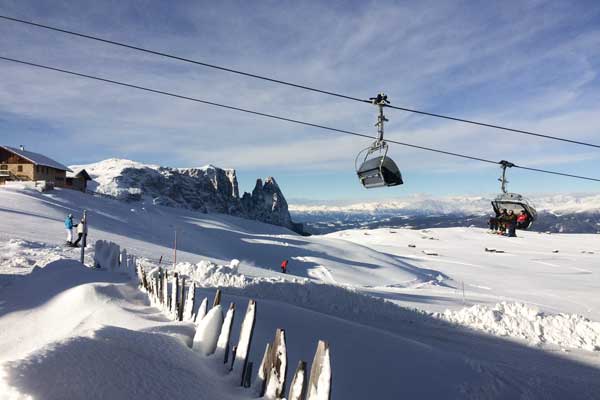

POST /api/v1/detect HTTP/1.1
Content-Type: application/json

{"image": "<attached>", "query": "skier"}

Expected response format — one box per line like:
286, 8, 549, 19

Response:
64, 214, 74, 245
280, 259, 288, 274
72, 216, 87, 247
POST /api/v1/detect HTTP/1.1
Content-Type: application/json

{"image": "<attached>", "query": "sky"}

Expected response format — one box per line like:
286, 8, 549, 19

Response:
0, 0, 599, 202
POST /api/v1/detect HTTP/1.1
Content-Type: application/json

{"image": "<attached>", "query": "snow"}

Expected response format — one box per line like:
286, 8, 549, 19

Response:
0, 259, 242, 400
1, 185, 600, 398
193, 305, 224, 356
438, 302, 600, 351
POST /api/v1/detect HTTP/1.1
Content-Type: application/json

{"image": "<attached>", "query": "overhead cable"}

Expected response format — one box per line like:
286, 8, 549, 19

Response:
1, 55, 598, 183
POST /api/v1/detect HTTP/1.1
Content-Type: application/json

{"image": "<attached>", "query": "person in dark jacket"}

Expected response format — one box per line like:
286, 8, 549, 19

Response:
280, 259, 288, 274
506, 210, 518, 237
496, 209, 508, 234
489, 213, 500, 231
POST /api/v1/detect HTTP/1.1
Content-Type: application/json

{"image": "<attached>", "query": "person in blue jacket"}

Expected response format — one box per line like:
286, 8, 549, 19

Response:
65, 214, 74, 245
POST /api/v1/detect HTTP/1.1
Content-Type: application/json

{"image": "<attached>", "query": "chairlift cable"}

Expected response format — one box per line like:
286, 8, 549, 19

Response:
1, 14, 599, 149
1, 55, 599, 184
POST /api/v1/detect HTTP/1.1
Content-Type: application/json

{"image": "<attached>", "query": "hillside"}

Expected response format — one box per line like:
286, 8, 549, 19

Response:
1, 185, 599, 399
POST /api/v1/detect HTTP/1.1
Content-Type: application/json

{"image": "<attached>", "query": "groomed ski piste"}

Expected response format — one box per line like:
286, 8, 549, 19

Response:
1, 185, 599, 399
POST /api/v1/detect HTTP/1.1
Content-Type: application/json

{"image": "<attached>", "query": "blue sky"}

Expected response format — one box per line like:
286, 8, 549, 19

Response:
1, 0, 599, 202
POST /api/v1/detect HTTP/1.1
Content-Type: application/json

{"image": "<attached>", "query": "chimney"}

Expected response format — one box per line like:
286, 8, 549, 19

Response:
19, 145, 24, 151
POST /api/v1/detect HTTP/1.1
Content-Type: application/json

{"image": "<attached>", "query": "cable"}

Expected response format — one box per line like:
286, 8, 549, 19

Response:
5, 16, 599, 150
2, 14, 599, 149
1, 55, 599, 183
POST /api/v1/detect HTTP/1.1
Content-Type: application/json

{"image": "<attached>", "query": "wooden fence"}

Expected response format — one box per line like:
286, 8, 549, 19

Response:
95, 240, 332, 400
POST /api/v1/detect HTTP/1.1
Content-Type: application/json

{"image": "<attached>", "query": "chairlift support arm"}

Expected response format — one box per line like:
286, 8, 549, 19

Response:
369, 93, 390, 147
498, 160, 515, 194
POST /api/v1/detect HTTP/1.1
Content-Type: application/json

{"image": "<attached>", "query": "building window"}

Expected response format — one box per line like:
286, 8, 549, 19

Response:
36, 165, 40, 173
0, 165, 7, 170
17, 165, 23, 172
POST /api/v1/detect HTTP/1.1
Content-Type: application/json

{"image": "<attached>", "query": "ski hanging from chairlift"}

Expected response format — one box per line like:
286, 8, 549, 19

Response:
491, 160, 537, 229
356, 93, 403, 189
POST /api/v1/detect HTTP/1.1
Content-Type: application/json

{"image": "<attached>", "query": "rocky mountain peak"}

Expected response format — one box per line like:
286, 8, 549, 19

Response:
71, 159, 303, 234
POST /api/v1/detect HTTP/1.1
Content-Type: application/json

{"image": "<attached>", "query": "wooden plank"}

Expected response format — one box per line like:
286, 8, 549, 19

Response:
195, 298, 208, 322
212, 288, 222, 308
171, 273, 179, 319
253, 342, 272, 397
264, 328, 287, 399
232, 299, 256, 386
307, 340, 332, 400
162, 270, 169, 311
216, 302, 236, 365
183, 281, 196, 322
178, 277, 185, 321
288, 361, 307, 400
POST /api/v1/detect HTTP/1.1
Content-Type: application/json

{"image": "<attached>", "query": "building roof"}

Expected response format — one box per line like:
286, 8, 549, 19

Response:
67, 169, 92, 180
1, 146, 72, 172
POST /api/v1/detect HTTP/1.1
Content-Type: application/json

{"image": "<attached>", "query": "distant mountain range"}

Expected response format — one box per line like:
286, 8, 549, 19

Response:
289, 194, 600, 234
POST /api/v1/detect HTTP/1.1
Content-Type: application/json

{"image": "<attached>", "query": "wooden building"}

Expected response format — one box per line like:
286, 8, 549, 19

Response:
0, 145, 72, 187
66, 169, 92, 192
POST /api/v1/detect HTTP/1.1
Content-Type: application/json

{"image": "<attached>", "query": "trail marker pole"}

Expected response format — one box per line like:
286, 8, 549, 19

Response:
173, 229, 178, 268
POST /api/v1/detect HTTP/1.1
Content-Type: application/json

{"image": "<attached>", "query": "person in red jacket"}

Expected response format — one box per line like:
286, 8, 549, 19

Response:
280, 259, 288, 274
516, 210, 529, 229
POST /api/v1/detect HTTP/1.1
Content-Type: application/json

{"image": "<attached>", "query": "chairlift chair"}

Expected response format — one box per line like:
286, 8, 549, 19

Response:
491, 160, 537, 229
356, 93, 404, 189
356, 143, 403, 188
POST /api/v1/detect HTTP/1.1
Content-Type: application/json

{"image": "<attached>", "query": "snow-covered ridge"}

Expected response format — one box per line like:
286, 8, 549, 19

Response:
71, 158, 302, 233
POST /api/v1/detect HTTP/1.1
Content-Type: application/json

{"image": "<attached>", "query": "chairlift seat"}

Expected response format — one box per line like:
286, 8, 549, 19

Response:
491, 192, 537, 229
357, 155, 403, 189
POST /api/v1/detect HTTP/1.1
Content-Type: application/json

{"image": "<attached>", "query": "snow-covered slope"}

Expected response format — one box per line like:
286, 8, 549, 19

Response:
1, 185, 600, 399
72, 158, 301, 233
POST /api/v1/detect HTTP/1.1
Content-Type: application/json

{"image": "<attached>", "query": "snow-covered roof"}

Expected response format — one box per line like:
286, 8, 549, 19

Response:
2, 146, 72, 172
66, 169, 92, 180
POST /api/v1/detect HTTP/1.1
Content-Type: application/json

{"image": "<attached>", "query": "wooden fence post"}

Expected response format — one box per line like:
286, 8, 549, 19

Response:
178, 277, 185, 321
254, 342, 272, 397
264, 328, 287, 399
196, 298, 208, 322
183, 281, 196, 321
243, 361, 253, 388
232, 299, 256, 386
306, 341, 332, 400
288, 361, 307, 400
216, 302, 236, 365
212, 288, 222, 308
162, 270, 169, 311
171, 273, 179, 319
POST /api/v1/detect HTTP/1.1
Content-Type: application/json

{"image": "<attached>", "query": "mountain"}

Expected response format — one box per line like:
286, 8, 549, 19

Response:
290, 194, 600, 234
71, 158, 303, 233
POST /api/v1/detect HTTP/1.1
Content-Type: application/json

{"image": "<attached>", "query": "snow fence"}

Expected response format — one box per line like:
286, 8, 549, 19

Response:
97, 239, 332, 400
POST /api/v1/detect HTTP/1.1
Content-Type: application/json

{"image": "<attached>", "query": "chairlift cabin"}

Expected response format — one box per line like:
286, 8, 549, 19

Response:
356, 93, 404, 189
491, 160, 537, 229
356, 144, 403, 188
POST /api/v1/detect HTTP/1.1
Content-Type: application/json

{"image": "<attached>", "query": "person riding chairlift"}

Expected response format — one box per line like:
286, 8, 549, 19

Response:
516, 210, 529, 230
496, 208, 508, 234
